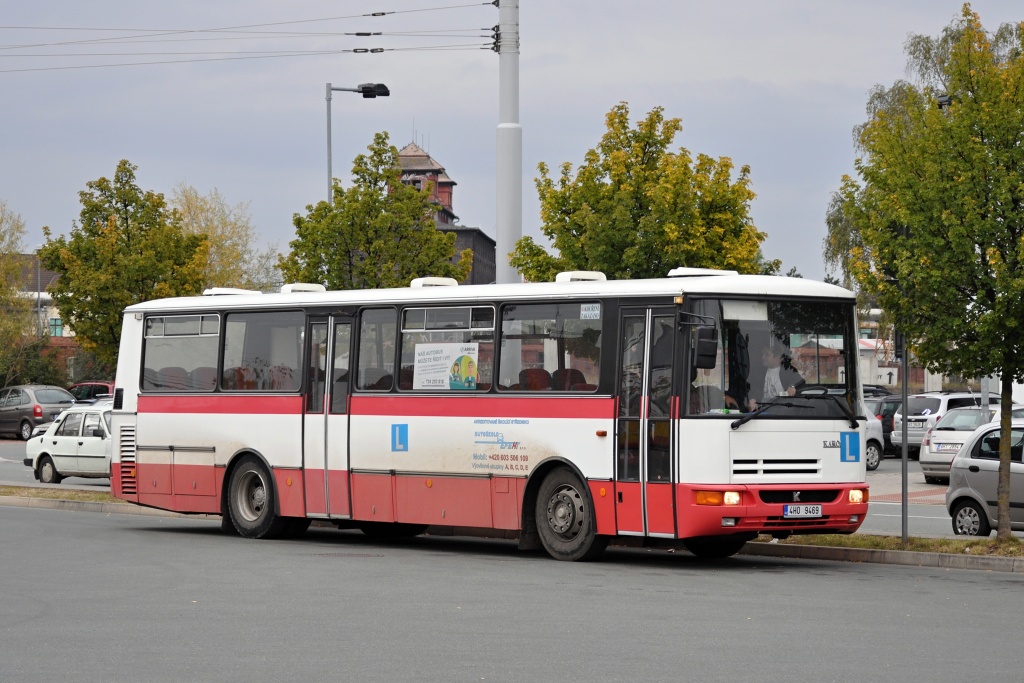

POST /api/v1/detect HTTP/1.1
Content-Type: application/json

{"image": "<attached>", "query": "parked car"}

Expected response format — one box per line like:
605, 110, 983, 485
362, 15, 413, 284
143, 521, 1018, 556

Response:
865, 394, 902, 456
892, 392, 999, 458
920, 405, 1024, 484
67, 380, 115, 404
862, 384, 892, 398
23, 400, 113, 484
864, 411, 884, 471
946, 419, 1024, 536
0, 384, 76, 441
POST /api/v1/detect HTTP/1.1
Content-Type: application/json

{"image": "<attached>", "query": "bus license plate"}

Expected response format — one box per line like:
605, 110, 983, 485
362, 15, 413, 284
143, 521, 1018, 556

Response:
783, 504, 822, 518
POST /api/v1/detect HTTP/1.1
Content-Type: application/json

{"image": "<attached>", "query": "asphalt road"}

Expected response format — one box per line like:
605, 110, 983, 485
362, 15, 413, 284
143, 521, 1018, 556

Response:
2, 505, 1023, 683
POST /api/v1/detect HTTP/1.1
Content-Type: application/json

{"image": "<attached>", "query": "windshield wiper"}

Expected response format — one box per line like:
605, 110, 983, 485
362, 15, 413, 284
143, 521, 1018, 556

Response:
730, 401, 810, 430
791, 394, 860, 429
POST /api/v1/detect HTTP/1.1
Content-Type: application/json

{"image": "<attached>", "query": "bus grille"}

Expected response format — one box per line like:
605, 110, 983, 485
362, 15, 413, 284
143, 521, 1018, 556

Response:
119, 426, 138, 495
732, 458, 820, 477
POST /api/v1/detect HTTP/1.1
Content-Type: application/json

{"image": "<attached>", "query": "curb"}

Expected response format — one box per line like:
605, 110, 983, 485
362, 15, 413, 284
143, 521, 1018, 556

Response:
3, 494, 1020, 573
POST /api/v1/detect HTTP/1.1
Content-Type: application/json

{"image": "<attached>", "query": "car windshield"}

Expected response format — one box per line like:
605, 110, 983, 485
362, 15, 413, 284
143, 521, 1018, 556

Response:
36, 388, 75, 404
935, 408, 990, 431
905, 397, 941, 416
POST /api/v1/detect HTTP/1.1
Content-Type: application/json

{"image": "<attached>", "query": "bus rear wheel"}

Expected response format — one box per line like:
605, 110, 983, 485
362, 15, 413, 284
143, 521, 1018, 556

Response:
227, 456, 287, 539
535, 468, 607, 561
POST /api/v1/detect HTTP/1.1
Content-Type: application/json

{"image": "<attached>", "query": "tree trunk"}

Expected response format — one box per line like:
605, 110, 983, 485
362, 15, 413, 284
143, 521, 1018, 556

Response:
996, 377, 1013, 540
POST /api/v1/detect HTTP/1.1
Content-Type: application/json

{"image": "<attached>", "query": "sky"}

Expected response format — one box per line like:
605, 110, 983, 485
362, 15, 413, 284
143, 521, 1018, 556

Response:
2, 1, 1022, 281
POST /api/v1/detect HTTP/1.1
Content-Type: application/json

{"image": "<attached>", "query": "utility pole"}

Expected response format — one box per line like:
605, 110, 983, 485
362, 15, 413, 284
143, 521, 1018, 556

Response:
495, 0, 521, 284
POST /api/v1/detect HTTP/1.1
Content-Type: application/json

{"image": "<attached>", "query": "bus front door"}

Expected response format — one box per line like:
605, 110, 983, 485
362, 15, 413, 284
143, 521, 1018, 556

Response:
303, 316, 353, 518
616, 308, 678, 537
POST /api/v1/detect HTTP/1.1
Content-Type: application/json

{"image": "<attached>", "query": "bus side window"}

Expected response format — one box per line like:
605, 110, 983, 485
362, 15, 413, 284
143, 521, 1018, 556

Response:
357, 308, 397, 391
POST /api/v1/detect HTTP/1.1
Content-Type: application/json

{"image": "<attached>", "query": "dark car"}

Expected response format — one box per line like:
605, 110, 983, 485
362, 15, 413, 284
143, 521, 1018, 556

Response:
0, 385, 76, 441
67, 380, 115, 404
866, 394, 902, 455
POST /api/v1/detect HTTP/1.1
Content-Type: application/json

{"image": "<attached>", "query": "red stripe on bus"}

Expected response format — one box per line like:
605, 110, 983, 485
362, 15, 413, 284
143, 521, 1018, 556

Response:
138, 394, 304, 414
349, 394, 615, 419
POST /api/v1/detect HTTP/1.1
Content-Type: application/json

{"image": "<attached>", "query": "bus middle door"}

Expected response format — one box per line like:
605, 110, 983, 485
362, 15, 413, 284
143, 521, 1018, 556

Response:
303, 316, 353, 518
616, 308, 678, 537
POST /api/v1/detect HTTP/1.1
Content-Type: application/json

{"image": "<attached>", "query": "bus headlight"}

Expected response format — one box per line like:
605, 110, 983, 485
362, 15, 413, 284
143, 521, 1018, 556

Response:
696, 491, 741, 506
849, 489, 867, 505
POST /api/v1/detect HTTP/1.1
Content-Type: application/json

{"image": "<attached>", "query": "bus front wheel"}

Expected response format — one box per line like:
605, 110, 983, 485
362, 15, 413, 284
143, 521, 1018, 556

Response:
682, 535, 752, 559
535, 468, 607, 561
227, 456, 287, 539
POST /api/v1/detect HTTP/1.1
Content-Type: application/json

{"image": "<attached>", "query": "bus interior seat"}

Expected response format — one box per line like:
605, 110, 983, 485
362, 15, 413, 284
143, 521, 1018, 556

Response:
191, 366, 217, 391
551, 368, 586, 390
158, 367, 190, 391
570, 383, 598, 392
269, 365, 296, 391
519, 368, 552, 391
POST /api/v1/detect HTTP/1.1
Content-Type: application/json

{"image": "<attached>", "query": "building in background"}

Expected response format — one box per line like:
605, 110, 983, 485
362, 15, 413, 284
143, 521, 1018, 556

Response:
397, 142, 496, 285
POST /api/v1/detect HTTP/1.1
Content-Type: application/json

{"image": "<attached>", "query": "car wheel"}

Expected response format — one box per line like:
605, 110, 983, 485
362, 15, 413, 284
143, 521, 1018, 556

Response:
534, 467, 607, 561
951, 499, 991, 537
19, 421, 32, 441
865, 441, 882, 471
38, 456, 62, 485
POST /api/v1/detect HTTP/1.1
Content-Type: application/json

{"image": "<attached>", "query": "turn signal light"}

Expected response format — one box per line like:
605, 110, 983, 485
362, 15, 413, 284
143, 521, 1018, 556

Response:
695, 491, 741, 506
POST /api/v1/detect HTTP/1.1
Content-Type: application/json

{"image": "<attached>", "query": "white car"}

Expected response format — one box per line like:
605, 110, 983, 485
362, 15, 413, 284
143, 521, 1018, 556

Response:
864, 411, 884, 471
23, 401, 113, 484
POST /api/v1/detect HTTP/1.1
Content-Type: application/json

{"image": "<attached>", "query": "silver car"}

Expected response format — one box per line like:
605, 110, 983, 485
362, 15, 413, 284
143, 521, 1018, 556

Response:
892, 392, 1000, 456
921, 406, 1024, 484
946, 420, 1024, 536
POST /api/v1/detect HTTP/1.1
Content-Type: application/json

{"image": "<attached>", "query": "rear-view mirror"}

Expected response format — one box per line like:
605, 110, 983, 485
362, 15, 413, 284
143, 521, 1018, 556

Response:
693, 325, 718, 369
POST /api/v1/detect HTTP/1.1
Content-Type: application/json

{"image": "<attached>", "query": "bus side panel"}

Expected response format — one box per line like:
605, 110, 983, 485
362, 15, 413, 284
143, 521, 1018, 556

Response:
645, 482, 676, 535
327, 469, 351, 517
588, 480, 616, 535
303, 468, 326, 515
395, 475, 493, 527
171, 457, 217, 497
490, 476, 521, 530
351, 472, 395, 522
615, 482, 643, 533
272, 468, 305, 517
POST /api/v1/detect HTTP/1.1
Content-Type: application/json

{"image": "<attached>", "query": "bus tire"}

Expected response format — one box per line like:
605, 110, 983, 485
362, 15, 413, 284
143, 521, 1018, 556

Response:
535, 467, 607, 561
682, 535, 751, 559
357, 522, 428, 539
227, 456, 287, 539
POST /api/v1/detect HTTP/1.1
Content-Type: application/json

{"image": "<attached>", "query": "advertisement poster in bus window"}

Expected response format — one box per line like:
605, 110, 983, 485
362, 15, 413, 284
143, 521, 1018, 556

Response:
414, 343, 479, 390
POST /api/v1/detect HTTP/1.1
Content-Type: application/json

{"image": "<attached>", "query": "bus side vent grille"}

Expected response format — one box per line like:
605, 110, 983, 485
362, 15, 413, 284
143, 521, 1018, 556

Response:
119, 426, 138, 495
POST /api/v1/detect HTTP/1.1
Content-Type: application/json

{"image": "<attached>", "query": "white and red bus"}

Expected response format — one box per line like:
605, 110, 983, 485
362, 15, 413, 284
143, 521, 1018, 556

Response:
109, 268, 869, 560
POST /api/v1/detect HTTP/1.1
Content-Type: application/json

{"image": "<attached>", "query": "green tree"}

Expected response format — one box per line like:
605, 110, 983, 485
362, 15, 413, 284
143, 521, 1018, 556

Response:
0, 200, 38, 385
834, 6, 1024, 539
510, 102, 768, 282
280, 132, 472, 290
172, 184, 281, 291
39, 160, 209, 368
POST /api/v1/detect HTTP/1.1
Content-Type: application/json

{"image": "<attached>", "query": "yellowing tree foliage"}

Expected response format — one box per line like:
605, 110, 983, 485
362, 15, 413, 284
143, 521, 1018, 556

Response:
832, 6, 1024, 538
510, 102, 771, 281
280, 132, 472, 290
39, 160, 208, 367
173, 184, 281, 291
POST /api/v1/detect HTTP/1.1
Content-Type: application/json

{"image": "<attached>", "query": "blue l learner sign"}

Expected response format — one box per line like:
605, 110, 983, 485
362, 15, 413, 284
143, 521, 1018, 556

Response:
839, 431, 860, 463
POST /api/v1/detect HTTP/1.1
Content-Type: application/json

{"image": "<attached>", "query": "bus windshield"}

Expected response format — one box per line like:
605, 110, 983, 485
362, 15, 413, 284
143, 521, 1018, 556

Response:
687, 297, 857, 419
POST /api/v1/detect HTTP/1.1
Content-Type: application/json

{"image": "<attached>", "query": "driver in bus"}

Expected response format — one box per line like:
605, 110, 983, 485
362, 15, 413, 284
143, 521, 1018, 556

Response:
748, 345, 803, 411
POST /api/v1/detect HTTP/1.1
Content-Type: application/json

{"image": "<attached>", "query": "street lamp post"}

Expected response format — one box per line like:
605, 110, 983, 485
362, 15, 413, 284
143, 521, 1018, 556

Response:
326, 82, 390, 206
